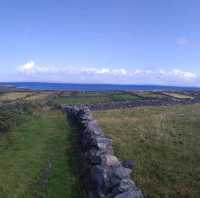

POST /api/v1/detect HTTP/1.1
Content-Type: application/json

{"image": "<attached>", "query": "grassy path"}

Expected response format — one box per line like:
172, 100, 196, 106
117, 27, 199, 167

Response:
0, 110, 81, 198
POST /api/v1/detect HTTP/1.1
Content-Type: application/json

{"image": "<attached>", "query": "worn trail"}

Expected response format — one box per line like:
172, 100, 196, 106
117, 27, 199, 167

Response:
0, 110, 81, 198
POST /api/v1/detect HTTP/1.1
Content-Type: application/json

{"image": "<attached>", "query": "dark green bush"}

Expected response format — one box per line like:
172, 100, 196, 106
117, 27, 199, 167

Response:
0, 102, 34, 133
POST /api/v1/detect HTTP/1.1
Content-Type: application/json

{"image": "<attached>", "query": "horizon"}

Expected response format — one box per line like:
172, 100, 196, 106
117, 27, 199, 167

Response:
1, 1, 200, 86
2, 81, 200, 89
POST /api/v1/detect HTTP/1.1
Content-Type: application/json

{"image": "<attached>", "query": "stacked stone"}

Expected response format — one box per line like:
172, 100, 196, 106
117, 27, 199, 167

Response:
62, 96, 197, 112
65, 106, 144, 198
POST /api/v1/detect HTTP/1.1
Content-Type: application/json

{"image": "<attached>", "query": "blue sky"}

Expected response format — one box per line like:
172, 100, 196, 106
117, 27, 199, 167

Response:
0, 0, 200, 86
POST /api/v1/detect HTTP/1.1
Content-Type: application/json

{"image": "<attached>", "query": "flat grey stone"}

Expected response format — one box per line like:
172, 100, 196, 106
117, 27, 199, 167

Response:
112, 166, 132, 179
114, 189, 144, 198
101, 154, 120, 167
118, 179, 136, 192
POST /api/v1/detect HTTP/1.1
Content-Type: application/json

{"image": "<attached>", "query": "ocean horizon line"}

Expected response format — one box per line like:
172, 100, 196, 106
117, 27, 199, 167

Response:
1, 81, 200, 89
1, 82, 200, 91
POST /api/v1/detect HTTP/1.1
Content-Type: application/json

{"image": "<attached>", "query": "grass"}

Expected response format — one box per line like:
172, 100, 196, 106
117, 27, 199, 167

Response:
109, 93, 139, 101
69, 92, 107, 97
0, 110, 82, 198
54, 92, 140, 105
25, 92, 53, 101
135, 91, 166, 99
0, 92, 31, 102
94, 104, 200, 198
54, 95, 110, 105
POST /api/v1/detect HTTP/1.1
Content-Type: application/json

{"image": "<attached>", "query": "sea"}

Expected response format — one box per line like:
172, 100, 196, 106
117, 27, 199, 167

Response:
1, 82, 200, 92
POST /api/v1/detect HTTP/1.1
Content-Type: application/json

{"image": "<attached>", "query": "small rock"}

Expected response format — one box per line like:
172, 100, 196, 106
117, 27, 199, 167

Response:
113, 166, 132, 179
118, 179, 136, 192
114, 189, 144, 198
101, 154, 120, 167
122, 160, 135, 170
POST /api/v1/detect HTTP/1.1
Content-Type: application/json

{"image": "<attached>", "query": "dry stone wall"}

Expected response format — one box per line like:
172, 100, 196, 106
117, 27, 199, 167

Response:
65, 106, 144, 198
82, 97, 199, 111
61, 97, 200, 112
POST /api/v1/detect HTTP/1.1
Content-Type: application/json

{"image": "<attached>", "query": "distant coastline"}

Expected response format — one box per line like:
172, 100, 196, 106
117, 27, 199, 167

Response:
1, 82, 200, 91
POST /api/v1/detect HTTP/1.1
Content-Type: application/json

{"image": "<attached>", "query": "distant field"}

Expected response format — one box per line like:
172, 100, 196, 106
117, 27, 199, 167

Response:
109, 93, 139, 101
25, 92, 53, 101
0, 90, 170, 106
0, 91, 55, 104
0, 91, 31, 102
135, 91, 166, 99
54, 92, 140, 105
54, 95, 110, 105
163, 92, 194, 99
94, 104, 200, 197
0, 110, 82, 198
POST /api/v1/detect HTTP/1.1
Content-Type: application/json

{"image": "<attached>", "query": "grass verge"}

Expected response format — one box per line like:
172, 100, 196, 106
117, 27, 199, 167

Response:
94, 104, 200, 198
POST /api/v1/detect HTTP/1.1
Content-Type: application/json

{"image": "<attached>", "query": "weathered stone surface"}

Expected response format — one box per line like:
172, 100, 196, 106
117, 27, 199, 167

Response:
93, 137, 113, 150
112, 166, 132, 179
91, 165, 109, 186
101, 154, 120, 167
83, 120, 103, 136
122, 160, 135, 170
86, 149, 104, 165
62, 95, 199, 112
113, 189, 143, 198
118, 179, 136, 192
65, 106, 144, 198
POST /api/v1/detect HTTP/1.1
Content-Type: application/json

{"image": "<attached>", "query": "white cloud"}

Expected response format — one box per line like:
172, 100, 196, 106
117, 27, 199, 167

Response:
171, 69, 197, 80
155, 69, 197, 81
18, 60, 35, 73
17, 60, 198, 85
18, 61, 129, 77
79, 67, 128, 76
17, 60, 58, 74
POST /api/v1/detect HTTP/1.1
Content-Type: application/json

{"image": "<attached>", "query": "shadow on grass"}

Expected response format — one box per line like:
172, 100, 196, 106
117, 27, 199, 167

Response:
66, 116, 86, 198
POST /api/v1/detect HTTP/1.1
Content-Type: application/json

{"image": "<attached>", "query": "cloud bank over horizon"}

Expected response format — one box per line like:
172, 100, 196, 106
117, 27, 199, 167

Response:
15, 60, 198, 86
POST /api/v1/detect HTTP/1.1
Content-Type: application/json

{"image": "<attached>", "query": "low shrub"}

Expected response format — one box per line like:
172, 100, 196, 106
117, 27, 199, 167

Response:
0, 102, 34, 133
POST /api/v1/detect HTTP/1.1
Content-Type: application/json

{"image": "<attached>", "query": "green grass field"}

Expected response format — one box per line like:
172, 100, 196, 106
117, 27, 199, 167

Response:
54, 95, 110, 105
25, 92, 53, 101
54, 92, 140, 105
1, 90, 200, 198
94, 104, 200, 198
0, 110, 82, 198
135, 91, 166, 99
109, 93, 139, 101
